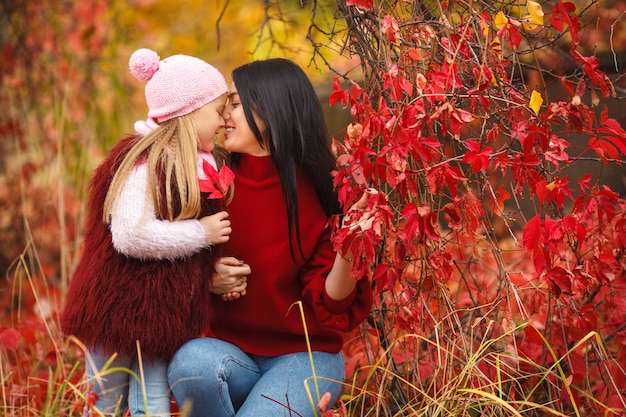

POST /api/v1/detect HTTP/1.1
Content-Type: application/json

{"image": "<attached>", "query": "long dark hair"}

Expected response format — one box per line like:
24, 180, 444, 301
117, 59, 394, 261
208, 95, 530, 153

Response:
231, 58, 341, 260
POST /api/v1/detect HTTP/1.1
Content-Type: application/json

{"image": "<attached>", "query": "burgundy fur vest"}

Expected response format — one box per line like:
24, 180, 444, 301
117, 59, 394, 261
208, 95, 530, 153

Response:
61, 136, 221, 361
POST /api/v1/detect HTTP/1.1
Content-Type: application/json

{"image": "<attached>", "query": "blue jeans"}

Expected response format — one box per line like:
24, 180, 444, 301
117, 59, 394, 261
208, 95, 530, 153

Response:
84, 347, 171, 416
167, 338, 345, 417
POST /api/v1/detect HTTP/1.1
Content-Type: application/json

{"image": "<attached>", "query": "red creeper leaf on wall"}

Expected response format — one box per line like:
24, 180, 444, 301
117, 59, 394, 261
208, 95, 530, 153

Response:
523, 215, 541, 252
410, 135, 440, 164
408, 47, 425, 61
429, 250, 454, 282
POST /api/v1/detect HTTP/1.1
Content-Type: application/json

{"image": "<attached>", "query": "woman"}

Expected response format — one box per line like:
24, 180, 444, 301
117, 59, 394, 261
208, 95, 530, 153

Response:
167, 58, 374, 417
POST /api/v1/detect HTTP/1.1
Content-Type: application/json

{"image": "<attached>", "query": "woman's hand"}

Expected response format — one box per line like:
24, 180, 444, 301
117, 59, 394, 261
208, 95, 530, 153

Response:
326, 188, 379, 301
199, 211, 232, 245
209, 257, 250, 301
341, 188, 378, 232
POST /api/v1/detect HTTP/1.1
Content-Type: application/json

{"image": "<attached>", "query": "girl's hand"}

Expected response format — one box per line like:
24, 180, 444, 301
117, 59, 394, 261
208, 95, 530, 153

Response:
199, 211, 232, 245
210, 257, 250, 300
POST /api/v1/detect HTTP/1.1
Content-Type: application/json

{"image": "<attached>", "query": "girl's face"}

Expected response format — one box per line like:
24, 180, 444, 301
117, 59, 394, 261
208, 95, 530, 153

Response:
195, 93, 227, 152
221, 83, 270, 156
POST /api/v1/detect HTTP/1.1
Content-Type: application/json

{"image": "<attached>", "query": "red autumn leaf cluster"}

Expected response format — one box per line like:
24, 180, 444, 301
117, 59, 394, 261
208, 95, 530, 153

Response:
329, 0, 626, 413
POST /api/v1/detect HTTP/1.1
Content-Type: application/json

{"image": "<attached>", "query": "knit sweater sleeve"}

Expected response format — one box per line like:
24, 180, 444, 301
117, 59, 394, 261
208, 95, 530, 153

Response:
301, 226, 373, 332
109, 163, 207, 260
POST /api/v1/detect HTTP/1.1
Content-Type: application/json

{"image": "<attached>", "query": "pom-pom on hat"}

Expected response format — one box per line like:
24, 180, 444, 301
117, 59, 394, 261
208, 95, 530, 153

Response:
129, 48, 227, 135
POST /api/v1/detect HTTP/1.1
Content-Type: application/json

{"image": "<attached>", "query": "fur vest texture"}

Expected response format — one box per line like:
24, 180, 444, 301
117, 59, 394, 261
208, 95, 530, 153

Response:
61, 136, 221, 361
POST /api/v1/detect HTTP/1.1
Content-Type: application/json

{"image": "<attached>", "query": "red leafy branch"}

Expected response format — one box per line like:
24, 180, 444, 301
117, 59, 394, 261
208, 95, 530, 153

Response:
329, 0, 626, 413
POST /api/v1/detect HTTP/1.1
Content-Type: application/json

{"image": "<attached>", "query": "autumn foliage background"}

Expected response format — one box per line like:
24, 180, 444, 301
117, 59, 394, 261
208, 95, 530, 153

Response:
1, 0, 625, 416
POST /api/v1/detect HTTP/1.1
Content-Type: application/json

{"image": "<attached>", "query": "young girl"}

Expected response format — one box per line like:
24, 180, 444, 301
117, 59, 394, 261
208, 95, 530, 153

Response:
167, 58, 375, 417
61, 48, 232, 417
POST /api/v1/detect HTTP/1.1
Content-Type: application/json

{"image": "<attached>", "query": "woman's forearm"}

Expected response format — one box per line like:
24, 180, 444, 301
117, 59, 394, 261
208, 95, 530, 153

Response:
325, 189, 378, 301
324, 250, 357, 301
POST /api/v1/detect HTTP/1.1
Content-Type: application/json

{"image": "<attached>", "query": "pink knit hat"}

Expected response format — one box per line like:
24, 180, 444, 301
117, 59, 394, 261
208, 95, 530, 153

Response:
129, 48, 227, 135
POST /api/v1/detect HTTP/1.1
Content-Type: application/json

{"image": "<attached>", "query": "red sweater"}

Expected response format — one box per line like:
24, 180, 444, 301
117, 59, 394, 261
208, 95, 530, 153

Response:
208, 154, 373, 356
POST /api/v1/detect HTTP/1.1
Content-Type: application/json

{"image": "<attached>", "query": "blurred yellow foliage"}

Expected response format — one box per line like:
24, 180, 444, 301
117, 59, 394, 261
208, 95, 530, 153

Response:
105, 0, 355, 124
112, 0, 344, 82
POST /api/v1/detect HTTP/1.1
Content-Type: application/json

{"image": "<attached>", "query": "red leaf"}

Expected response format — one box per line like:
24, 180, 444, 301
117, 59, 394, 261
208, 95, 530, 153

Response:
317, 392, 333, 412
521, 325, 544, 362
462, 140, 493, 173
523, 215, 542, 251
216, 165, 235, 193
589, 137, 619, 163
381, 15, 399, 43
0, 327, 21, 350
426, 164, 466, 196
577, 174, 592, 191
401, 202, 417, 219
329, 91, 348, 107
346, 0, 374, 9
545, 266, 572, 296
408, 47, 424, 61
199, 161, 235, 199
549, 0, 579, 44
597, 109, 626, 156
572, 50, 613, 97
329, 77, 349, 107
488, 186, 510, 216
497, 20, 522, 49
599, 106, 626, 136
545, 176, 572, 208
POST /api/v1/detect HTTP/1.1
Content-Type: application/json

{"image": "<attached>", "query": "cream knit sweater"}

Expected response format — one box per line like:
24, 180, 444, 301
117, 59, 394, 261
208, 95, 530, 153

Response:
109, 153, 216, 260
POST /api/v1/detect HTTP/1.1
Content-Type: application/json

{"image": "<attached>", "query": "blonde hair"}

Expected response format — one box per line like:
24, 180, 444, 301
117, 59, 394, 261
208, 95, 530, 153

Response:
103, 112, 205, 223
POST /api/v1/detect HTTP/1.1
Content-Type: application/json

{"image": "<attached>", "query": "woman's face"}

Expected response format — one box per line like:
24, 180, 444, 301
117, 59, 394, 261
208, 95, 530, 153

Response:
194, 93, 227, 153
221, 83, 269, 156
